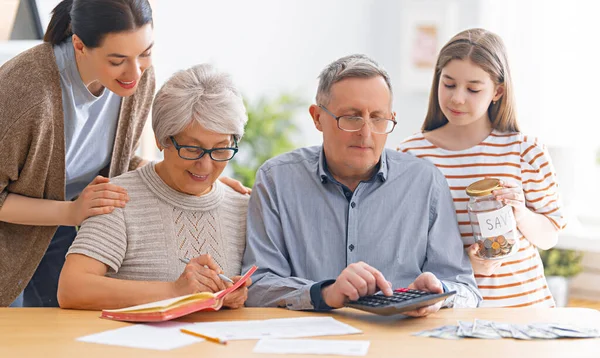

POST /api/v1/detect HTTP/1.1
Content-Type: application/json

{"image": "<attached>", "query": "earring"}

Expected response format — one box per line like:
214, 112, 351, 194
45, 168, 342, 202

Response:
493, 101, 497, 105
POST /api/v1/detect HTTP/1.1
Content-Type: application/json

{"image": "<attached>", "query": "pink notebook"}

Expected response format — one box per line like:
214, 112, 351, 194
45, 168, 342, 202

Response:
101, 266, 257, 322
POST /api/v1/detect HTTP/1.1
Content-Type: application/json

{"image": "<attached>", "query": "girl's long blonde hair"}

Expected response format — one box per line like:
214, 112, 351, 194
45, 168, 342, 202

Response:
422, 28, 519, 132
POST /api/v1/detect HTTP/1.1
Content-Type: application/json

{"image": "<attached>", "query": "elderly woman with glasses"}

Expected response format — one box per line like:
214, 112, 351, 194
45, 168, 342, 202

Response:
57, 64, 250, 310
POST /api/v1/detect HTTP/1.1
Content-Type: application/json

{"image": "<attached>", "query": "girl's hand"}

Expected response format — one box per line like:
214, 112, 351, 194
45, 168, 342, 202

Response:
219, 176, 251, 195
492, 179, 527, 222
68, 176, 129, 225
467, 244, 504, 276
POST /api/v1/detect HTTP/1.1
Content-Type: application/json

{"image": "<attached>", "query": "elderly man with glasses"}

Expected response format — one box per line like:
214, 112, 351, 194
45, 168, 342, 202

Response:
57, 64, 251, 310
242, 54, 481, 316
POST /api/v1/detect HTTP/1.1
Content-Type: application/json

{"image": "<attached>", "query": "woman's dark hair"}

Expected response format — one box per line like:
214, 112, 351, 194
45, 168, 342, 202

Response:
44, 0, 153, 47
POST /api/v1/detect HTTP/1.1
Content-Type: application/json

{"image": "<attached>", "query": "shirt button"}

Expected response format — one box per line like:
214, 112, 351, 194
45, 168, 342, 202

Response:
349, 244, 355, 251
345, 191, 352, 198
351, 202, 356, 208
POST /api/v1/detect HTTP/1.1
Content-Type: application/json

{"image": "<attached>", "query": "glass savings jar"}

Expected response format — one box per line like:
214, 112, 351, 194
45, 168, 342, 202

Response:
466, 178, 519, 260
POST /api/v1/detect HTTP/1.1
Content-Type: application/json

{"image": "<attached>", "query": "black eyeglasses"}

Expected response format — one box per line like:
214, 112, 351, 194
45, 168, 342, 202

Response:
170, 136, 239, 161
318, 104, 397, 134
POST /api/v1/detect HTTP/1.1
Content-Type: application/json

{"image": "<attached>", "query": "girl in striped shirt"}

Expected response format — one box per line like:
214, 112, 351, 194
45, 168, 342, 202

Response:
398, 28, 566, 308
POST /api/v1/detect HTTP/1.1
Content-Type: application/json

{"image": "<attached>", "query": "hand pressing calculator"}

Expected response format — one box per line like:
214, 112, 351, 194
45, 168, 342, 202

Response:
346, 288, 456, 316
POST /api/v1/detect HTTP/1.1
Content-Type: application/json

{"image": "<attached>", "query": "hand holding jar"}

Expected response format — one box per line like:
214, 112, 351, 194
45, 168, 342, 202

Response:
466, 243, 505, 276
492, 179, 528, 223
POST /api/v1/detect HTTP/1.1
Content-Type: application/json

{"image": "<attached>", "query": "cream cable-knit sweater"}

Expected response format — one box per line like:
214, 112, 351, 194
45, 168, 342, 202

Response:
67, 163, 249, 280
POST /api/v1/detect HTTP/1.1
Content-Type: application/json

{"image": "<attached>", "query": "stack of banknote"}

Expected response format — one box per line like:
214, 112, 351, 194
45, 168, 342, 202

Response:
413, 319, 599, 340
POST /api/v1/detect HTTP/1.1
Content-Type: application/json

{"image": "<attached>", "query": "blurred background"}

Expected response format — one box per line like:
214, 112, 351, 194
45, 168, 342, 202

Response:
1, 0, 599, 307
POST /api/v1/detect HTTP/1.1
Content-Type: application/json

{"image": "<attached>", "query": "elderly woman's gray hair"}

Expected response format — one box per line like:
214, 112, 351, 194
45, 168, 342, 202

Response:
316, 54, 393, 106
153, 64, 248, 148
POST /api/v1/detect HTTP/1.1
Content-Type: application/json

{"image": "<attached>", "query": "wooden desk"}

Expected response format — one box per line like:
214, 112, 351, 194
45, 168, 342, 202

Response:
1, 307, 599, 357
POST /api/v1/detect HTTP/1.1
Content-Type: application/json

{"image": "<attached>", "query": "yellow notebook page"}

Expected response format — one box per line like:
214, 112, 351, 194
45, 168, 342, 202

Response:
103, 292, 216, 314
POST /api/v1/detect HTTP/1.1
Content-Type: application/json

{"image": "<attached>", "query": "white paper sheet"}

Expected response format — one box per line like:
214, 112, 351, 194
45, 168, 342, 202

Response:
77, 321, 200, 350
254, 339, 370, 356
188, 316, 362, 340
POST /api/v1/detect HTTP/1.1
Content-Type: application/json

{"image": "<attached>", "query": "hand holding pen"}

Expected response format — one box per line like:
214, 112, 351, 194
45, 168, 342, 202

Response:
172, 254, 230, 296
179, 257, 233, 283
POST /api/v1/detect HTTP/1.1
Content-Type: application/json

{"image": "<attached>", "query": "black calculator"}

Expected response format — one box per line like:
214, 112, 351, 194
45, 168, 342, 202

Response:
346, 288, 456, 316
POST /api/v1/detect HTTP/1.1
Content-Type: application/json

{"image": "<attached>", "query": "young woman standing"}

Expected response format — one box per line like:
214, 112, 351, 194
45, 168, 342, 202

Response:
0, 0, 155, 306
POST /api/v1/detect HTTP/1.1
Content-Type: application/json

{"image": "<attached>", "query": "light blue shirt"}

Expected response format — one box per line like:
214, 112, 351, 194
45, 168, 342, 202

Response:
242, 146, 481, 310
54, 39, 121, 200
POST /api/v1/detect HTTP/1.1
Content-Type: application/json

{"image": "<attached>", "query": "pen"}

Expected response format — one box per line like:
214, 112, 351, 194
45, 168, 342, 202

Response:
179, 257, 234, 283
180, 328, 227, 345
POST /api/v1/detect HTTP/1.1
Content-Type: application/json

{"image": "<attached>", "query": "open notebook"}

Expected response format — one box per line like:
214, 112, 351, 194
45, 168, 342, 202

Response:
101, 266, 257, 322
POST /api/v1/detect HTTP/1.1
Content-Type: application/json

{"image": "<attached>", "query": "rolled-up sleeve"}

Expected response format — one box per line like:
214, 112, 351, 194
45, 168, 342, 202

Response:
520, 138, 567, 230
242, 167, 316, 310
424, 171, 482, 308
0, 124, 25, 209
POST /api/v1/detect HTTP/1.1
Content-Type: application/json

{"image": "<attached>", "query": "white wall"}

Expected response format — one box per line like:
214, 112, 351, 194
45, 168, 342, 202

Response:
538, 1, 600, 147
152, 0, 374, 149
150, 0, 483, 153
479, 0, 600, 147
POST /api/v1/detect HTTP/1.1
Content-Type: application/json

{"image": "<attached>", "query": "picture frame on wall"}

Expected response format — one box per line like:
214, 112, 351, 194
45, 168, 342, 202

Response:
398, 0, 459, 93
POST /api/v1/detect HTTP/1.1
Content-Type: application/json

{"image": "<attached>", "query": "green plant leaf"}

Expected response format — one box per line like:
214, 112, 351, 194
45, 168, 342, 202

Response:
231, 93, 306, 188
538, 248, 583, 277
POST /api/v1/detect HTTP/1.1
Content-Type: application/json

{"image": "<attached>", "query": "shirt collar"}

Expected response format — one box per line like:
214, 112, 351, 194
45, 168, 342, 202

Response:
317, 146, 388, 184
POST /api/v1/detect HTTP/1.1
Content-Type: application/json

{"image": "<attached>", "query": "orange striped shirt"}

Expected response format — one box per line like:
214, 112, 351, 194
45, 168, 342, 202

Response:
398, 130, 566, 308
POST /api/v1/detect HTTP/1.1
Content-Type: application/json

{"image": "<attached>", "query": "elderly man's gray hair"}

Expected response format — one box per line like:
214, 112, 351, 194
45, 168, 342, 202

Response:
153, 64, 248, 148
316, 54, 393, 105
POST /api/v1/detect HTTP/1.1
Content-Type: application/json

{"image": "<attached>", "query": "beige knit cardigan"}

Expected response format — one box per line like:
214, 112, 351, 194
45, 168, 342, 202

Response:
0, 42, 155, 306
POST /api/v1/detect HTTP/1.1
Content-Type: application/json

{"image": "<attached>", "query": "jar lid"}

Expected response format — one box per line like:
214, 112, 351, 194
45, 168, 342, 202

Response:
466, 178, 502, 197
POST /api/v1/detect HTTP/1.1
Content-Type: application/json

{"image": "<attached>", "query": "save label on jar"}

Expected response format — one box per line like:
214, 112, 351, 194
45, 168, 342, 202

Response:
476, 204, 517, 238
